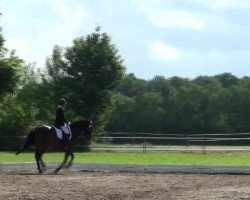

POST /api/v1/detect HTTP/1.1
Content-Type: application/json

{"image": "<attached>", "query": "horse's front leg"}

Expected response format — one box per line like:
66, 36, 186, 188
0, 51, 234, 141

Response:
40, 156, 46, 171
65, 153, 75, 169
35, 150, 43, 174
54, 152, 69, 173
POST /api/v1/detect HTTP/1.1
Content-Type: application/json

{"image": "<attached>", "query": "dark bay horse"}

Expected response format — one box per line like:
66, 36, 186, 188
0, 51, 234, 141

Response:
16, 120, 93, 173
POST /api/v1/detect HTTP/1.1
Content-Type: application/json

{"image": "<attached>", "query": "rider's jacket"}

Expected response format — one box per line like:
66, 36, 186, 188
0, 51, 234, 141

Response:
54, 106, 68, 128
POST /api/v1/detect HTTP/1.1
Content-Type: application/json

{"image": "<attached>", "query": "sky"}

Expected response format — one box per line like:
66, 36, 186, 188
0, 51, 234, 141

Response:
1, 0, 250, 80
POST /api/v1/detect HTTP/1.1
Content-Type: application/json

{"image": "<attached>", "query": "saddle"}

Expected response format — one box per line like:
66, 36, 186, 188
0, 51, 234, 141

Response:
53, 125, 72, 140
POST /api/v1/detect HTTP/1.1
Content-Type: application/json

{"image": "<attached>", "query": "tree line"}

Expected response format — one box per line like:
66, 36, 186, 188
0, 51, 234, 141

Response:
108, 73, 250, 135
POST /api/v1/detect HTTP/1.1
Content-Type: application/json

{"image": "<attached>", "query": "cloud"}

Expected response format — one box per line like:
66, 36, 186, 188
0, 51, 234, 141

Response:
139, 5, 205, 30
4, 37, 30, 60
40, 0, 89, 47
193, 0, 250, 9
1, 0, 89, 67
150, 41, 181, 62
133, 0, 236, 31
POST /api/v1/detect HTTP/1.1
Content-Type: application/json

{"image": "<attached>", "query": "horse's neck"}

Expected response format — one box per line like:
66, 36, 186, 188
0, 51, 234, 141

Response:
70, 124, 81, 139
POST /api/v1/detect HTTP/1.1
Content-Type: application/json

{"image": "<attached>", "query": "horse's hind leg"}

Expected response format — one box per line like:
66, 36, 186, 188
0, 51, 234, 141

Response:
35, 150, 43, 174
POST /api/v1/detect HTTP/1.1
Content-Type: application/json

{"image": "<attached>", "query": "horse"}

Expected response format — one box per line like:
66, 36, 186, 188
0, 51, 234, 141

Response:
16, 120, 93, 173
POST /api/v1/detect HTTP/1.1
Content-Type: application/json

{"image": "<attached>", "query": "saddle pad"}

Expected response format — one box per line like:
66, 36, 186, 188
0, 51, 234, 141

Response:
53, 126, 63, 139
52, 126, 72, 140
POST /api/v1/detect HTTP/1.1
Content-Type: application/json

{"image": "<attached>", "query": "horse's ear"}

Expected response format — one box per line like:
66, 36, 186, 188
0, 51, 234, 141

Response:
88, 121, 93, 128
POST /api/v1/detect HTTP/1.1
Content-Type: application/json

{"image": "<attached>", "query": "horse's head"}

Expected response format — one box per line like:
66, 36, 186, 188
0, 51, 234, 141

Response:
84, 120, 93, 142
72, 120, 93, 143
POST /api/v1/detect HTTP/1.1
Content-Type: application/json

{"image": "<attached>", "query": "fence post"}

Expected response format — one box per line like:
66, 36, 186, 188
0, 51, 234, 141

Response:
202, 136, 206, 155
186, 134, 190, 147
143, 137, 146, 154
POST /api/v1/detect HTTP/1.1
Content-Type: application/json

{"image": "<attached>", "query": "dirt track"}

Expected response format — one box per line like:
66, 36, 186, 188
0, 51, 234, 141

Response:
1, 170, 250, 200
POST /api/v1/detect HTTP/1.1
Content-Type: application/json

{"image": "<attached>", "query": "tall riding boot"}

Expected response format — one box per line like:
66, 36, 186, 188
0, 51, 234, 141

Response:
60, 134, 68, 149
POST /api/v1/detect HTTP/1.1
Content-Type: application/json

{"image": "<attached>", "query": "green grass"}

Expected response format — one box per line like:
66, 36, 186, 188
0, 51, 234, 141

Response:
2, 152, 250, 166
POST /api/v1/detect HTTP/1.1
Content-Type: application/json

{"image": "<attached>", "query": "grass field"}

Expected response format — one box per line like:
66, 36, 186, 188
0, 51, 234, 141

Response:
1, 151, 250, 166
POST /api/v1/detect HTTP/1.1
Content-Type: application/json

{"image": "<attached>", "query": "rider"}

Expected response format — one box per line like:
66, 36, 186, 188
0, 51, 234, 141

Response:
54, 98, 71, 146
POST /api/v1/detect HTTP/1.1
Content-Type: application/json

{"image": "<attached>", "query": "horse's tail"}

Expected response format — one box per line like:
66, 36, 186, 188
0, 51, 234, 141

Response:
16, 129, 36, 155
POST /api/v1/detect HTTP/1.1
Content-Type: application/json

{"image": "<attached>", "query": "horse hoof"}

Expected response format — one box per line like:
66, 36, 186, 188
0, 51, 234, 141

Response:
42, 167, 47, 171
64, 164, 72, 169
38, 170, 43, 174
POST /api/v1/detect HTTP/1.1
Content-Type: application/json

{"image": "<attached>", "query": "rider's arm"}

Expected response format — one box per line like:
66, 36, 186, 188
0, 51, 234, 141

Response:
58, 107, 69, 124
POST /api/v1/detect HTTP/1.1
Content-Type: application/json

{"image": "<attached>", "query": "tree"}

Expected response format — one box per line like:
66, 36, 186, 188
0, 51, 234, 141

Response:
132, 92, 163, 132
106, 93, 136, 131
0, 14, 36, 149
0, 52, 22, 98
45, 28, 125, 135
0, 13, 4, 53
215, 73, 238, 88
0, 14, 22, 98
117, 73, 148, 97
149, 76, 167, 93
169, 76, 190, 89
